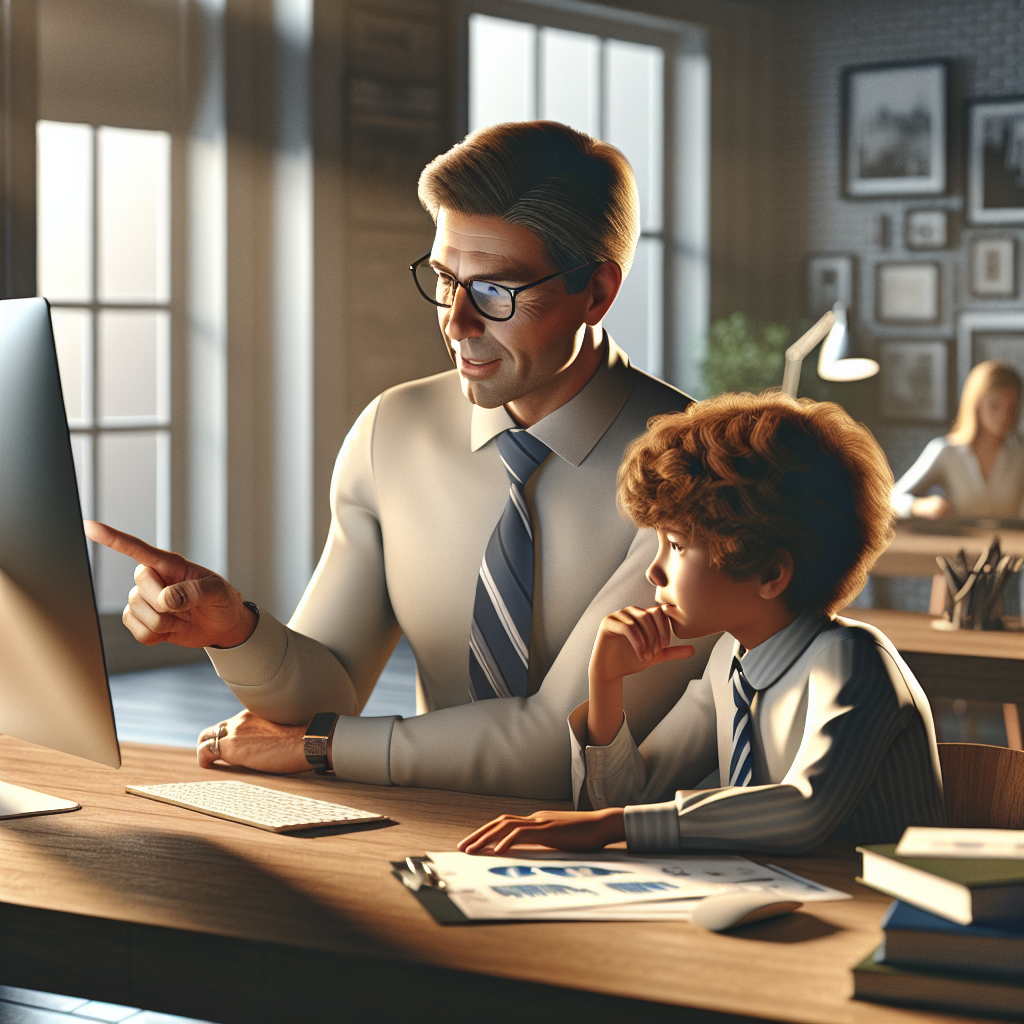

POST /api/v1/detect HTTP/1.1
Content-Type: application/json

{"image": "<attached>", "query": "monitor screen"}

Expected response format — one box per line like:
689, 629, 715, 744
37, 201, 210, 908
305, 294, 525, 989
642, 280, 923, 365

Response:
0, 298, 119, 817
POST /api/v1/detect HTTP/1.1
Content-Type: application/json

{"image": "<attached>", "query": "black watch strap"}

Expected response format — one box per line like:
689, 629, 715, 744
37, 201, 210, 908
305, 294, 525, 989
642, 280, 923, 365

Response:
304, 712, 339, 773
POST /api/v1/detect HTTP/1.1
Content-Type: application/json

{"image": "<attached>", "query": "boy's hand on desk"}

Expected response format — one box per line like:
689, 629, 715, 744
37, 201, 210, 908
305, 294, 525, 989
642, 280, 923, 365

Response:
197, 709, 309, 774
83, 521, 257, 649
457, 808, 626, 855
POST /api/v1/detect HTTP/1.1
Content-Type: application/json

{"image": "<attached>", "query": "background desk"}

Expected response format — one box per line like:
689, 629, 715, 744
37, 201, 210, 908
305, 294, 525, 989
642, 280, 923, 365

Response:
843, 608, 1023, 705
0, 738, 987, 1024
870, 524, 1024, 578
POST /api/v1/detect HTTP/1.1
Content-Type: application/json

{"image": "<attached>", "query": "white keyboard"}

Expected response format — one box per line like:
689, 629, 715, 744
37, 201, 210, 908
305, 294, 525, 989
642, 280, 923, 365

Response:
126, 781, 388, 833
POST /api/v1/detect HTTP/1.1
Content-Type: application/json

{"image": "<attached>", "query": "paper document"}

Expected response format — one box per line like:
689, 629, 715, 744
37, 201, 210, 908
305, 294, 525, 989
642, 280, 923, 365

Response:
425, 851, 850, 922
895, 826, 1024, 859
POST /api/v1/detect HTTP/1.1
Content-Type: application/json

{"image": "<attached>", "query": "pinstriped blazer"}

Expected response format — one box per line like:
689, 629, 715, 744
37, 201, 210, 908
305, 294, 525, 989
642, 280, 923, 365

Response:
569, 613, 946, 854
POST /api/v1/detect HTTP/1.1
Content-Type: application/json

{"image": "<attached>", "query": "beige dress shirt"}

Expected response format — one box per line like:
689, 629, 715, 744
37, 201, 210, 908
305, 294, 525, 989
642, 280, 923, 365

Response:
569, 614, 945, 854
206, 338, 720, 798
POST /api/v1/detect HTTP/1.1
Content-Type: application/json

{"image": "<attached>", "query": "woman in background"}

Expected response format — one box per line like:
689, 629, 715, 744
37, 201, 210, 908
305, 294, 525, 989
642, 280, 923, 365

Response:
892, 361, 1024, 520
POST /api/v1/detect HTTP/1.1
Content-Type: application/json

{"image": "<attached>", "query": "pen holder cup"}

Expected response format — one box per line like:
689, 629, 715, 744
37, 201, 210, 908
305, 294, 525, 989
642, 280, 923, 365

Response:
936, 538, 1024, 631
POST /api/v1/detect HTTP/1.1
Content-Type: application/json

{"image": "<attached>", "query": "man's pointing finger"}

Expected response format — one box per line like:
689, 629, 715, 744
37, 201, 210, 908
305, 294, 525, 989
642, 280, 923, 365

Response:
84, 520, 182, 579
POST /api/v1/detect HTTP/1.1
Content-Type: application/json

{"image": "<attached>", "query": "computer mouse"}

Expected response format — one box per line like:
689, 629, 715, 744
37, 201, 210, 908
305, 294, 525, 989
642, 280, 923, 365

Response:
690, 891, 803, 932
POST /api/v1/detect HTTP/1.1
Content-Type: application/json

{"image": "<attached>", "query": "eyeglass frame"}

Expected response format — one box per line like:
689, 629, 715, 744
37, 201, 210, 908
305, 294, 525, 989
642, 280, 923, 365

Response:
409, 253, 602, 323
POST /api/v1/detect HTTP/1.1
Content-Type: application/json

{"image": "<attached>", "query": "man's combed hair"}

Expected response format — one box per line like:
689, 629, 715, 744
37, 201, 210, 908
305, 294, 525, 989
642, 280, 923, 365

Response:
418, 120, 639, 292
617, 392, 895, 616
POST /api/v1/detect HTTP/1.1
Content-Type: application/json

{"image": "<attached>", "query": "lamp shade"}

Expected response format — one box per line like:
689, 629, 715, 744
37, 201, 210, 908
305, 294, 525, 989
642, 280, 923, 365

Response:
817, 302, 879, 383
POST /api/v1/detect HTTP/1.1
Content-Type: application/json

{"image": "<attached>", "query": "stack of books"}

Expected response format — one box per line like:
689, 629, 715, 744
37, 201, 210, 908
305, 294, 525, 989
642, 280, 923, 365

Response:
855, 828, 1024, 1019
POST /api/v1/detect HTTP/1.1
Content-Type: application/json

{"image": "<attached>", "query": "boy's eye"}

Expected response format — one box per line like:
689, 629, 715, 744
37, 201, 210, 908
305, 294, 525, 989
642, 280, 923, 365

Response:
669, 541, 684, 552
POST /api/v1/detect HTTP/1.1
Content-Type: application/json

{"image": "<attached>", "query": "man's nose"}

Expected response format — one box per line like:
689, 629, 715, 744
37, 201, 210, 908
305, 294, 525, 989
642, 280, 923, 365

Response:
445, 284, 485, 342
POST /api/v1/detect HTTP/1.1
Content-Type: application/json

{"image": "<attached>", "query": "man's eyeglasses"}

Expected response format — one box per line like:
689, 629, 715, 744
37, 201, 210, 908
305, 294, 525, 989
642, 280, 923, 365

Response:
409, 254, 599, 323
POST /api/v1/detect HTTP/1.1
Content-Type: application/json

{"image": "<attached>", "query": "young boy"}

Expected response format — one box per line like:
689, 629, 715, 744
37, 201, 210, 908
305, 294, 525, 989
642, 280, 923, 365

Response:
460, 392, 945, 856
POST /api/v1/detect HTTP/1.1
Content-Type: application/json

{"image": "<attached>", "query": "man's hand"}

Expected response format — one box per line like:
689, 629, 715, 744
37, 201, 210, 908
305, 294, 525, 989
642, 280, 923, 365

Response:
197, 709, 310, 774
457, 808, 626, 854
586, 605, 695, 746
84, 521, 257, 649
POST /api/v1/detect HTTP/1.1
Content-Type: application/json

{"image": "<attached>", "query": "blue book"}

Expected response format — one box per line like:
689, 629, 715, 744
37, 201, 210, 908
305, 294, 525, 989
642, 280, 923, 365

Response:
875, 900, 1024, 981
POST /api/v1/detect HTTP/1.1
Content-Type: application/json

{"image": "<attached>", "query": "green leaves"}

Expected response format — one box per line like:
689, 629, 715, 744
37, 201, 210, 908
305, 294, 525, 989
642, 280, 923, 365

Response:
702, 312, 789, 397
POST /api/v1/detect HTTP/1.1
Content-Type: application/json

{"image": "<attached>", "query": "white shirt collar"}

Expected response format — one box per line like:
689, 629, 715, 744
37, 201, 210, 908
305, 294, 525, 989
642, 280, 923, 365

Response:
736, 613, 831, 691
469, 332, 634, 467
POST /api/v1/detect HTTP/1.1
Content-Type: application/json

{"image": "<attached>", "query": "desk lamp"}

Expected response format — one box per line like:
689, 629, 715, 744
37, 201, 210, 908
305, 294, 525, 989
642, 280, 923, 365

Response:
781, 302, 879, 398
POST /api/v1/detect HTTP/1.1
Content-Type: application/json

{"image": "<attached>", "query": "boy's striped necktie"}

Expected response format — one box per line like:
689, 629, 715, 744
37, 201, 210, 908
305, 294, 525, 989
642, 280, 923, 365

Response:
729, 654, 757, 786
469, 428, 551, 700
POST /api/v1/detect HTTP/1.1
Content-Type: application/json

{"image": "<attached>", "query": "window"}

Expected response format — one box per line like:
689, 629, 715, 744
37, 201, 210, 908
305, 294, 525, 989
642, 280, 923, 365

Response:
468, 12, 673, 377
37, 120, 172, 614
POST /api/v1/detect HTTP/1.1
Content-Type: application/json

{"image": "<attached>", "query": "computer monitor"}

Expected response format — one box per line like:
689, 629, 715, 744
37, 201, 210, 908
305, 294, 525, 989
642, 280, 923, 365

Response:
0, 297, 120, 819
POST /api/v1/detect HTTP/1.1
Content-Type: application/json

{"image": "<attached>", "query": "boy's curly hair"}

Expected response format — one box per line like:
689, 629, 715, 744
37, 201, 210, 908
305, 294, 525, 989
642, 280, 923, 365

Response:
617, 392, 895, 616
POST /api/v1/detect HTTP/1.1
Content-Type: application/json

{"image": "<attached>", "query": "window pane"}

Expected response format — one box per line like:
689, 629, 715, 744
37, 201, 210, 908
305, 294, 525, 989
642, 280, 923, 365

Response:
605, 40, 664, 233
97, 309, 170, 425
603, 236, 663, 375
69, 432, 94, 521
98, 126, 171, 302
37, 121, 93, 303
469, 15, 536, 131
95, 430, 169, 613
51, 308, 93, 427
540, 28, 599, 136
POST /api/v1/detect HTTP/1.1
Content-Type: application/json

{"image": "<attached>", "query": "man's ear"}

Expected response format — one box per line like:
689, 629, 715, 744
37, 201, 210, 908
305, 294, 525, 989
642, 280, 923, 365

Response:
583, 262, 623, 326
758, 550, 794, 601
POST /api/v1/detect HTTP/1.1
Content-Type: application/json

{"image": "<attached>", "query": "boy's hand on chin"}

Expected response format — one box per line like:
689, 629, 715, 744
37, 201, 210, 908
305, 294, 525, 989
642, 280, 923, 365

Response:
589, 605, 695, 685
458, 808, 626, 855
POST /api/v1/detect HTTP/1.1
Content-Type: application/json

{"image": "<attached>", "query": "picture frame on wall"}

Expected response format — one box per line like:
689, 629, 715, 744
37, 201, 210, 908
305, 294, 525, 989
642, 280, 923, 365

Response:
807, 255, 854, 318
844, 61, 947, 198
967, 98, 1024, 225
970, 237, 1017, 297
905, 209, 948, 249
878, 339, 948, 422
876, 262, 940, 323
956, 310, 1024, 396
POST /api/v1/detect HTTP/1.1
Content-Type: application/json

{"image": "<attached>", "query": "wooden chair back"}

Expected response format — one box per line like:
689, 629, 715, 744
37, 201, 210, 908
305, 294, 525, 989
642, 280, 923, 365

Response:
937, 742, 1024, 829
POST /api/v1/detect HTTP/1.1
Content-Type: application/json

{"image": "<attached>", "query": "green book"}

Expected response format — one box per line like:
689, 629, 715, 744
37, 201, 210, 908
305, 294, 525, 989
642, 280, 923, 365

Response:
857, 844, 1024, 926
854, 951, 1024, 1019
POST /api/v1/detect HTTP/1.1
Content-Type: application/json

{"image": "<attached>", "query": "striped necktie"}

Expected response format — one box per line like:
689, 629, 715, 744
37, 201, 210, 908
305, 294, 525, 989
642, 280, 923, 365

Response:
469, 428, 551, 700
728, 655, 757, 787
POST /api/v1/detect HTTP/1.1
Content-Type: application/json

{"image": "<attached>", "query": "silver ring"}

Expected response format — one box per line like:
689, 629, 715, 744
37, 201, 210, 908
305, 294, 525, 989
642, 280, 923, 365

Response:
211, 722, 226, 758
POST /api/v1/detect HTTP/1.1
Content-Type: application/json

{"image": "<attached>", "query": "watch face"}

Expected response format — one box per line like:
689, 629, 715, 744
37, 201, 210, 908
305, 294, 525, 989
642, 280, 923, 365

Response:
306, 712, 337, 738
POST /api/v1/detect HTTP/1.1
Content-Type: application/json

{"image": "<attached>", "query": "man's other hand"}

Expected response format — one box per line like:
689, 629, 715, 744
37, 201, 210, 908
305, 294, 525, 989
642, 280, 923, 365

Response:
457, 807, 626, 854
197, 709, 309, 773
84, 521, 258, 649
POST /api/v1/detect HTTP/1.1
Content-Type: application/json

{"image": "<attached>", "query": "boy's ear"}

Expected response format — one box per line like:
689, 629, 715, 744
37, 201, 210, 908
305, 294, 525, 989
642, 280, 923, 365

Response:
758, 550, 794, 600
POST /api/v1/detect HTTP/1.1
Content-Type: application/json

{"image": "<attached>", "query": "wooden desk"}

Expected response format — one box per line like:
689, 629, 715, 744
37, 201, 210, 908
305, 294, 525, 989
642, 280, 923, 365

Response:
871, 525, 1024, 578
0, 738, 986, 1024
843, 608, 1023, 704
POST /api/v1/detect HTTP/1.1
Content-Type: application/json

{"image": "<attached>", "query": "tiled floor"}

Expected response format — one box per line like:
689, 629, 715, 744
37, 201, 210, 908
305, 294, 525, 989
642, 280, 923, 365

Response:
2, 641, 417, 1024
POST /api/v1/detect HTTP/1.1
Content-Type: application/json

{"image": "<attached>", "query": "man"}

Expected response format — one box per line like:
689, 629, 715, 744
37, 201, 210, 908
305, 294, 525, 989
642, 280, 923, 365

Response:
88, 121, 716, 799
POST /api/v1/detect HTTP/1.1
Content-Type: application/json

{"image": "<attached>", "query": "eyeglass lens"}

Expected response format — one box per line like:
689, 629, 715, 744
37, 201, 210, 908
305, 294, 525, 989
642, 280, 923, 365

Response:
413, 261, 513, 320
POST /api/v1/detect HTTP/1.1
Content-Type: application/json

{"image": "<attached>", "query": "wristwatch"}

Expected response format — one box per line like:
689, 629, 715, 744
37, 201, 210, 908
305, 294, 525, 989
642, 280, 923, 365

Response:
304, 712, 339, 774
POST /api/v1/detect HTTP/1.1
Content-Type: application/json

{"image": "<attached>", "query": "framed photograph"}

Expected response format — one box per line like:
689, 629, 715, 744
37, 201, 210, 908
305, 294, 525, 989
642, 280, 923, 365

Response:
956, 311, 1024, 394
968, 98, 1024, 225
905, 209, 948, 249
876, 262, 940, 323
878, 340, 949, 422
844, 62, 947, 197
807, 255, 854, 318
970, 237, 1017, 297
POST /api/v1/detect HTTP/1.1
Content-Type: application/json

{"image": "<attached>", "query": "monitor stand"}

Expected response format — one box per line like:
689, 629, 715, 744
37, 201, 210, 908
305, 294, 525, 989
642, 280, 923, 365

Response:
0, 779, 80, 820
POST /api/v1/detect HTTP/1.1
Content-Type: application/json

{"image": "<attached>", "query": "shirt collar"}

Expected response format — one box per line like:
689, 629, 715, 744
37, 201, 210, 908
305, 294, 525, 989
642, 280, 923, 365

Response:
469, 332, 634, 467
736, 613, 831, 691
